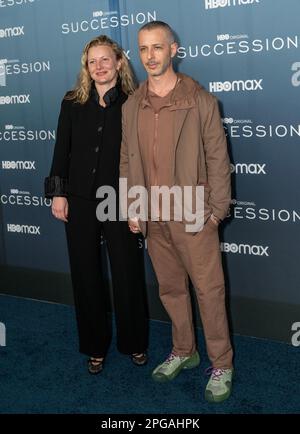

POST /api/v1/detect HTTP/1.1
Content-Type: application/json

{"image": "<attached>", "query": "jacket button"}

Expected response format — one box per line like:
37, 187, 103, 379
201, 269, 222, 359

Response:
130, 153, 134, 157
95, 146, 99, 152
92, 168, 96, 174
97, 126, 103, 133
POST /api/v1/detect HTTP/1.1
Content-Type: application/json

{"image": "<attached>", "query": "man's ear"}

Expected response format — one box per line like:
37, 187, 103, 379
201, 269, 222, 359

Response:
171, 42, 178, 58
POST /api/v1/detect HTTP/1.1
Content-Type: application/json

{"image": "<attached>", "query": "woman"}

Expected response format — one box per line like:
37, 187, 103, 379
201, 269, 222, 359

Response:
45, 35, 148, 374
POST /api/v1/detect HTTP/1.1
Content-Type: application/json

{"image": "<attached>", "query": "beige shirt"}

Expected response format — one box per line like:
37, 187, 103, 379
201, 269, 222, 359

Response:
138, 79, 181, 219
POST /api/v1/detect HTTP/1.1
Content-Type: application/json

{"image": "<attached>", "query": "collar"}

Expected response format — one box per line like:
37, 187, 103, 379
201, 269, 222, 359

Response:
140, 76, 181, 109
91, 82, 121, 107
139, 74, 196, 110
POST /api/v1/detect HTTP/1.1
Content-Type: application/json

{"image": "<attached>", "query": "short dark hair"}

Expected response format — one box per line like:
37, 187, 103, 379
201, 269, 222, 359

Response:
138, 21, 176, 44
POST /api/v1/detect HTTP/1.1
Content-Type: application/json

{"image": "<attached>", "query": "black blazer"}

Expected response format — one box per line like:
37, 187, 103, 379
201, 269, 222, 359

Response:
45, 85, 127, 200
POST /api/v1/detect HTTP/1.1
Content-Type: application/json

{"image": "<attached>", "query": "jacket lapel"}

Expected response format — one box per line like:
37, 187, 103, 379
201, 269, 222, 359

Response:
127, 95, 146, 187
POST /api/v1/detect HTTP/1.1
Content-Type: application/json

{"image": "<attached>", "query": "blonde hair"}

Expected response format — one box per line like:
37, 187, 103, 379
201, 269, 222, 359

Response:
65, 35, 136, 104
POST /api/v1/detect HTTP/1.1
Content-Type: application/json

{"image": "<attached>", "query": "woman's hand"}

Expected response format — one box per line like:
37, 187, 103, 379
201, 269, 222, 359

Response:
128, 217, 141, 233
51, 196, 69, 222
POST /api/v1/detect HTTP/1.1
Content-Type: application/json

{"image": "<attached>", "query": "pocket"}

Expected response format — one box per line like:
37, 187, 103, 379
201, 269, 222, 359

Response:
194, 216, 217, 235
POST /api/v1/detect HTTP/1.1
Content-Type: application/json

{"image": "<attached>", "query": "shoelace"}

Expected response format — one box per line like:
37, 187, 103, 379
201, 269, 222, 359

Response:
205, 367, 227, 381
164, 353, 176, 365
164, 352, 186, 365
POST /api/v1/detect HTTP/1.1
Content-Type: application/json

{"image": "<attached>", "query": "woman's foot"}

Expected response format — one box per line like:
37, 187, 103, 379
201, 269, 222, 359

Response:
131, 352, 148, 366
88, 357, 104, 374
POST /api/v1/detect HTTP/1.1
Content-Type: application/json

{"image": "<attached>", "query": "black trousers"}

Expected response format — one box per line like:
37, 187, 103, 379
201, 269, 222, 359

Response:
65, 195, 149, 358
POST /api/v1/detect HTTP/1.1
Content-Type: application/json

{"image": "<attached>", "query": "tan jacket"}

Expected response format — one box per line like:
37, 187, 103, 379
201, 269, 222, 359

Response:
120, 73, 231, 236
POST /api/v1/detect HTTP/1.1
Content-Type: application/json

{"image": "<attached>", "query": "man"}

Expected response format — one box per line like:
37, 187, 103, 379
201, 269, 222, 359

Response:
120, 21, 233, 403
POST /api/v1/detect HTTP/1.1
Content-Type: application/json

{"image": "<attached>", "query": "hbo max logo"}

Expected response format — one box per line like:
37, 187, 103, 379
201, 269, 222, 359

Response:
209, 79, 263, 92
7, 224, 41, 235
231, 163, 267, 175
0, 26, 24, 38
205, 0, 260, 10
221, 242, 270, 256
0, 94, 30, 104
2, 161, 36, 169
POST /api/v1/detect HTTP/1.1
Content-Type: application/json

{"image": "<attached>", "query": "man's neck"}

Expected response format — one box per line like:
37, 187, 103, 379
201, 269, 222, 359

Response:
147, 69, 178, 97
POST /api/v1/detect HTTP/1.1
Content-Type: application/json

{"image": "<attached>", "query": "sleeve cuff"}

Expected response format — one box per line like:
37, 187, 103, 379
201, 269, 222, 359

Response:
44, 176, 68, 198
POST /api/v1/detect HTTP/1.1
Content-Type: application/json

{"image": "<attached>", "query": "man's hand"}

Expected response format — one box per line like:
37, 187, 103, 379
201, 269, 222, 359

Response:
52, 196, 68, 222
128, 217, 141, 233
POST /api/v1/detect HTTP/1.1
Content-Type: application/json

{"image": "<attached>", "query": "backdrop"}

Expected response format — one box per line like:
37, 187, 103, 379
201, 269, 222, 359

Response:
0, 0, 299, 342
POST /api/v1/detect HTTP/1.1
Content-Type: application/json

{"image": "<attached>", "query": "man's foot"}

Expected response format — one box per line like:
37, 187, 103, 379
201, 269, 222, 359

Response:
152, 351, 200, 382
131, 352, 148, 366
87, 357, 104, 375
205, 367, 233, 402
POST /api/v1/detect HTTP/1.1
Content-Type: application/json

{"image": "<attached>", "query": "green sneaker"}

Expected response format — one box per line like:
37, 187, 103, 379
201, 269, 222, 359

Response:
205, 367, 233, 403
152, 351, 200, 382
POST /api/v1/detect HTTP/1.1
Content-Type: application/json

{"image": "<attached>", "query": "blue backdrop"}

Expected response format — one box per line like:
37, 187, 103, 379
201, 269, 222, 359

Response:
0, 0, 299, 342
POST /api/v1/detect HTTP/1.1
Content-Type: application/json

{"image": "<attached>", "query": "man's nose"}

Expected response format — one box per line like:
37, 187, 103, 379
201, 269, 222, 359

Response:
147, 47, 154, 59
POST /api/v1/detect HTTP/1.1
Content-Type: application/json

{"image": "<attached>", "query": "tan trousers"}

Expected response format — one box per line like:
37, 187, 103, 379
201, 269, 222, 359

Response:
147, 219, 233, 368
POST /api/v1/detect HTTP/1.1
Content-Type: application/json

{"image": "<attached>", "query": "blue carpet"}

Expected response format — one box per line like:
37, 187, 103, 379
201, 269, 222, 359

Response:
0, 294, 299, 414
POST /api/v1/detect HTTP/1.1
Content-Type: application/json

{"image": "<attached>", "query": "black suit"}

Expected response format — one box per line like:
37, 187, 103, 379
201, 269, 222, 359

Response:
45, 85, 127, 198
45, 85, 148, 357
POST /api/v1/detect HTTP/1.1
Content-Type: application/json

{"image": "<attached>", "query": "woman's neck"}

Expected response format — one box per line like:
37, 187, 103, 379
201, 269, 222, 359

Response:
95, 80, 117, 106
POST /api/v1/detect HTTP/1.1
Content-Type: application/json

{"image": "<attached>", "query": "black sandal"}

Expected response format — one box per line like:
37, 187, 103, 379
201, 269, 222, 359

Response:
88, 357, 104, 374
131, 352, 148, 366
